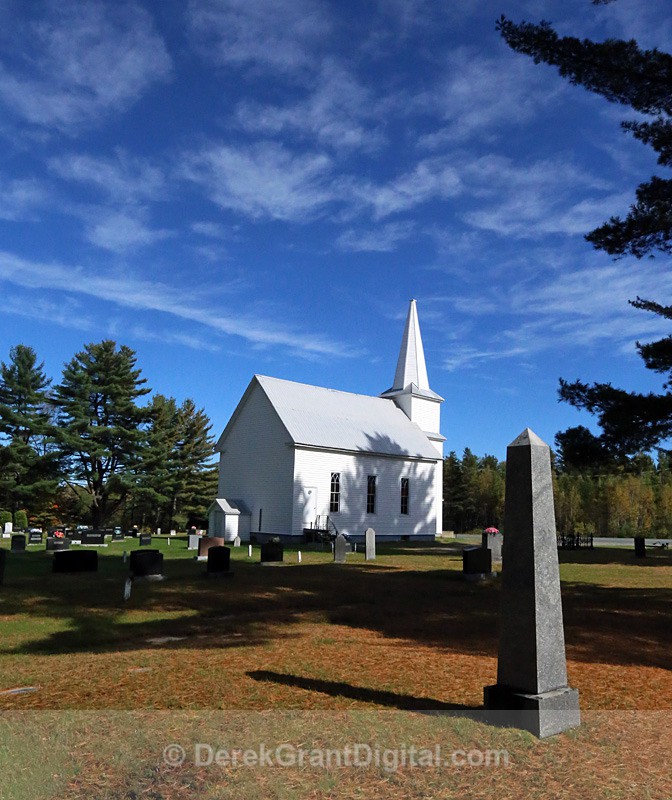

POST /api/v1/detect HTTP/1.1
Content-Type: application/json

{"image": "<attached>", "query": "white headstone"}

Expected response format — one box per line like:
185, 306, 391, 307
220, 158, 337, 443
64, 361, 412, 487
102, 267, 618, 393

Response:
334, 534, 347, 564
4, 522, 12, 534
297, 551, 302, 563
234, 536, 241, 547
365, 528, 376, 561
188, 534, 200, 550
167, 538, 171, 546
123, 577, 132, 601
170, 529, 176, 536
156, 527, 161, 536
248, 544, 253, 558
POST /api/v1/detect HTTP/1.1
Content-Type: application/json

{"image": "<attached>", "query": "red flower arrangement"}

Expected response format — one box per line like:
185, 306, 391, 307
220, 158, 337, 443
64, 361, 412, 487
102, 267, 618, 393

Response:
54, 530, 64, 539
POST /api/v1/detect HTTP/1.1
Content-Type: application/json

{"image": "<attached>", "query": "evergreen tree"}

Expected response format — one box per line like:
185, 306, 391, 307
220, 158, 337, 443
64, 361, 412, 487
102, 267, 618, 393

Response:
171, 399, 217, 529
498, 5, 672, 456
54, 341, 150, 528
0, 345, 59, 518
132, 395, 216, 530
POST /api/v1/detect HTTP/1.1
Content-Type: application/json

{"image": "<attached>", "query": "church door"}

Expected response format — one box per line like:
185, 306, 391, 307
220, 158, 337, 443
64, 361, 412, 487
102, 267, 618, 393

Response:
302, 486, 318, 527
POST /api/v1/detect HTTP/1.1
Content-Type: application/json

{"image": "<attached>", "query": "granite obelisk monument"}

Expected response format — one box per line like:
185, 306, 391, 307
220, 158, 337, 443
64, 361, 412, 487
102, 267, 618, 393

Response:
484, 428, 580, 738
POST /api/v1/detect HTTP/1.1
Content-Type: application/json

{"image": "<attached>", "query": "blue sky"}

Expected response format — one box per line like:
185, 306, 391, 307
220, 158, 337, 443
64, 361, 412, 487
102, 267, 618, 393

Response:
0, 0, 670, 460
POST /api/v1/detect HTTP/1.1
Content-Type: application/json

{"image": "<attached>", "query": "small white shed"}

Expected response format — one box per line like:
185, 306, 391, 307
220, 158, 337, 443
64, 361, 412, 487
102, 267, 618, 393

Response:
207, 498, 251, 542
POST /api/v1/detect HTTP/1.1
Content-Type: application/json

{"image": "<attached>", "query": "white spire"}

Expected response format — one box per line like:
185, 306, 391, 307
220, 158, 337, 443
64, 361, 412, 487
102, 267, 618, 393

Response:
391, 299, 430, 392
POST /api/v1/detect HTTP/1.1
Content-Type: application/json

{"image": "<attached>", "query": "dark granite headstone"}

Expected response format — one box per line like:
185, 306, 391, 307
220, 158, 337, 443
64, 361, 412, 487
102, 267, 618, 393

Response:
463, 546, 492, 576
112, 528, 125, 541
81, 531, 105, 545
260, 541, 283, 564
206, 546, 232, 577
484, 428, 580, 738
28, 531, 43, 544
138, 534, 152, 547
198, 536, 224, 558
10, 534, 26, 552
129, 549, 163, 578
0, 548, 6, 585
53, 550, 98, 573
634, 535, 646, 558
46, 537, 70, 552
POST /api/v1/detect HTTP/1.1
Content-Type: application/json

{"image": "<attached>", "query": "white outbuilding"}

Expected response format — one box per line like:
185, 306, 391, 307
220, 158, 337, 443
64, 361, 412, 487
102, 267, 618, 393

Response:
208, 300, 444, 543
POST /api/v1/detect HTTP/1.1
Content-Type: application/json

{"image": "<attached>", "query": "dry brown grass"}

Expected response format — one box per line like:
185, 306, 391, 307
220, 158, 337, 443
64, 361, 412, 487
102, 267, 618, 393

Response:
0, 539, 670, 798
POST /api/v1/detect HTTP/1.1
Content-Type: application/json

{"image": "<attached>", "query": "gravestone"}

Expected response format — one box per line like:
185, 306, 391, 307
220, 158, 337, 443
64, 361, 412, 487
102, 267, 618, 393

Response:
139, 534, 152, 547
248, 544, 253, 558
484, 428, 580, 738
156, 527, 161, 537
4, 521, 12, 535
297, 550, 302, 563
10, 534, 26, 552
198, 536, 225, 560
53, 550, 98, 573
81, 531, 105, 545
206, 546, 232, 578
170, 529, 176, 536
260, 541, 283, 564
482, 530, 503, 562
634, 536, 646, 558
233, 536, 241, 548
334, 533, 347, 564
462, 546, 493, 579
112, 529, 125, 541
130, 549, 164, 579
188, 534, 201, 551
365, 528, 376, 561
46, 537, 70, 552
0, 548, 6, 585
28, 531, 43, 545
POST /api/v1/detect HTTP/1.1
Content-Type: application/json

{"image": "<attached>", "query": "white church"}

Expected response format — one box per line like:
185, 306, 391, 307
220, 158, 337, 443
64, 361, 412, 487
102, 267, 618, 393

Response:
208, 300, 444, 543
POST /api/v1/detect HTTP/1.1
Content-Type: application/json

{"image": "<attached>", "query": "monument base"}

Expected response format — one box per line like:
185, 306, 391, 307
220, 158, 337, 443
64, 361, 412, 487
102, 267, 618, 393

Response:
483, 684, 580, 738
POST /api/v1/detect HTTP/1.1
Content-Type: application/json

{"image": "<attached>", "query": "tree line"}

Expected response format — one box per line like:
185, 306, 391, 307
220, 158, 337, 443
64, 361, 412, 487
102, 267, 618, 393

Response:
443, 446, 672, 537
0, 341, 217, 532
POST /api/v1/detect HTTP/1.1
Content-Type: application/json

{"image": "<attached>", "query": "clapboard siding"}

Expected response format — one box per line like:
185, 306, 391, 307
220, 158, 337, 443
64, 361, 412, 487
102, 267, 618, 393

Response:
293, 447, 440, 537
217, 382, 294, 537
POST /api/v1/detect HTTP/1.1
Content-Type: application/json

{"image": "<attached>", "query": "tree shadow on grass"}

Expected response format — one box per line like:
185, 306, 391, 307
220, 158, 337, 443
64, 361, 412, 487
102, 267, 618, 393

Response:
558, 547, 672, 568
1, 548, 670, 673
247, 670, 479, 712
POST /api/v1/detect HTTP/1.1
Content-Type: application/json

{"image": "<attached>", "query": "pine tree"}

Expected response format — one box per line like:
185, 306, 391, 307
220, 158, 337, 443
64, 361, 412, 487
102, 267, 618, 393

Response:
498, 5, 672, 456
54, 341, 150, 528
0, 345, 59, 518
171, 399, 217, 529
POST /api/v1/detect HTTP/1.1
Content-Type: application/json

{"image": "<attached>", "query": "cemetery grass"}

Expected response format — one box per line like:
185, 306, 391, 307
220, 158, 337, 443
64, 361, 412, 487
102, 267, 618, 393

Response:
0, 538, 670, 799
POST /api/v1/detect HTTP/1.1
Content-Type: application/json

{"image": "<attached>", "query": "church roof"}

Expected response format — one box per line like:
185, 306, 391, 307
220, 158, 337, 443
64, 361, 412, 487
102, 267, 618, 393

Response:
252, 375, 440, 460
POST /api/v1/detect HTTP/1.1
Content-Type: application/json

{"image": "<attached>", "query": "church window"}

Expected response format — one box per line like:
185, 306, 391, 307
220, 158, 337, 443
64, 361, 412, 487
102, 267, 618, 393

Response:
330, 473, 340, 513
400, 478, 410, 514
367, 475, 377, 514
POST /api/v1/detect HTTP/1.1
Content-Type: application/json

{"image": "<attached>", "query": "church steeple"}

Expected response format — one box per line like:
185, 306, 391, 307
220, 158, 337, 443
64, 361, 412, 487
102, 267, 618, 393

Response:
381, 299, 444, 455
390, 299, 430, 393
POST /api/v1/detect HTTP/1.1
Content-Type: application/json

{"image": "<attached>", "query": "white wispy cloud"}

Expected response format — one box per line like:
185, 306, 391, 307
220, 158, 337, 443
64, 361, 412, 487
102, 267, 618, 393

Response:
347, 157, 462, 220
234, 59, 385, 152
337, 221, 415, 252
187, 0, 330, 76
180, 142, 335, 222
49, 150, 166, 202
0, 176, 49, 220
0, 251, 357, 358
83, 209, 174, 253
440, 258, 672, 371
417, 48, 564, 148
457, 154, 622, 238
0, 1, 171, 132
